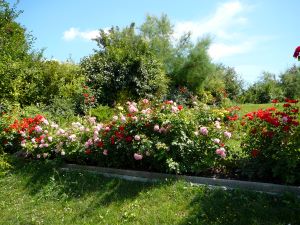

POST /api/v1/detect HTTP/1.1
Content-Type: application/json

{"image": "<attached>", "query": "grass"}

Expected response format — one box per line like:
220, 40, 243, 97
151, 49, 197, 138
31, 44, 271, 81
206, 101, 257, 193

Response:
0, 158, 299, 225
237, 103, 276, 116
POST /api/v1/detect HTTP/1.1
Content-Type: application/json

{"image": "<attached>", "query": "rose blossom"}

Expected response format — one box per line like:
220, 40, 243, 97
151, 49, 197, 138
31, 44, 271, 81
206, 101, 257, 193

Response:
171, 106, 179, 113
215, 121, 221, 129
224, 131, 232, 139
121, 115, 126, 122
51, 123, 59, 129
42, 118, 49, 125
85, 139, 93, 148
128, 105, 138, 113
134, 153, 143, 160
134, 135, 141, 141
21, 140, 26, 147
57, 129, 65, 135
213, 138, 220, 144
88, 117, 96, 125
215, 147, 226, 158
154, 124, 160, 131
34, 125, 43, 133
68, 134, 77, 142
103, 149, 108, 155
142, 99, 149, 104
200, 127, 208, 136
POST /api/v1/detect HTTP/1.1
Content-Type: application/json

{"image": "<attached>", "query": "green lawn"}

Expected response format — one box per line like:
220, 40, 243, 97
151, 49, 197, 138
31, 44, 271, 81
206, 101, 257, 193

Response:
0, 158, 299, 225
237, 103, 276, 116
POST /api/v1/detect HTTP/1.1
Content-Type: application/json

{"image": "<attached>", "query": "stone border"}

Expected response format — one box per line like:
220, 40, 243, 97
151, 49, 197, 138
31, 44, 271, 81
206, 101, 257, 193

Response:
61, 164, 300, 196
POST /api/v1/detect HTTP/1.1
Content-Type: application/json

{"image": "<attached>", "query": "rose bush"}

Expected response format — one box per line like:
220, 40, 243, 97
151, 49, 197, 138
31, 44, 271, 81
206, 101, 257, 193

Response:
0, 99, 233, 175
240, 99, 300, 184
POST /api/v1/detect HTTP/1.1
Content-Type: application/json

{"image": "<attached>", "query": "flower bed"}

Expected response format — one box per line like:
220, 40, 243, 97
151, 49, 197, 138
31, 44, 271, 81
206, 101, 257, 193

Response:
1, 99, 299, 184
0, 100, 232, 176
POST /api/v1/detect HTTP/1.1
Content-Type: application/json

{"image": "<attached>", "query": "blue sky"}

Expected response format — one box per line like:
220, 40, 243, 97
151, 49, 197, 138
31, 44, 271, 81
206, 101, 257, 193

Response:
9, 0, 300, 84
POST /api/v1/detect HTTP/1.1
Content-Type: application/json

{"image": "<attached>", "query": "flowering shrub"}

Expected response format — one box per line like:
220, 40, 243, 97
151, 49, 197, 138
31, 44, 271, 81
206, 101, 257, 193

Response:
0, 100, 233, 175
241, 99, 300, 184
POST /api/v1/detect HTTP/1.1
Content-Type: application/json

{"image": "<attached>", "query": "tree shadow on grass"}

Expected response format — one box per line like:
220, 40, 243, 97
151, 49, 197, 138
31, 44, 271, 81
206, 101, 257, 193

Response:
178, 187, 300, 225
10, 157, 170, 205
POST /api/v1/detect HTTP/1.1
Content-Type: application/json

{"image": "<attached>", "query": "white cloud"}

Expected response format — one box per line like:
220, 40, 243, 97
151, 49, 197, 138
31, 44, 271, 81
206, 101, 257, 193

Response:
63, 27, 104, 41
172, 0, 267, 60
208, 41, 253, 60
173, 1, 248, 42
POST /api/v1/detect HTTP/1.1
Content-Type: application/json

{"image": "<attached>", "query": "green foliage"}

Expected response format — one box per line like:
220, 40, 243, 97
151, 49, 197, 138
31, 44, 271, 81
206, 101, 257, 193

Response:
89, 105, 114, 123
241, 72, 284, 103
140, 14, 176, 74
280, 65, 300, 99
0, 0, 36, 104
173, 38, 215, 93
80, 23, 169, 106
140, 15, 214, 95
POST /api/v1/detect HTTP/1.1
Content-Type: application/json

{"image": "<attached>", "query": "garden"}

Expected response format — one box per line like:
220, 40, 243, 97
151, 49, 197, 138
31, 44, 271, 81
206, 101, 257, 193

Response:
0, 1, 300, 224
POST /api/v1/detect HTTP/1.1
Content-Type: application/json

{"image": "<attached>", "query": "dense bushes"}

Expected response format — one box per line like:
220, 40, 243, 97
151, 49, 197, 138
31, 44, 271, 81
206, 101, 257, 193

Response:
241, 99, 300, 183
80, 24, 169, 106
0, 100, 233, 175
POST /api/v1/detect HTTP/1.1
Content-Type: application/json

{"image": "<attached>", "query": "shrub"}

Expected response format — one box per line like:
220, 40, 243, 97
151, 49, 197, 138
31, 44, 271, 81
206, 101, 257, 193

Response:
1, 100, 233, 175
80, 24, 169, 106
89, 105, 114, 123
240, 99, 300, 184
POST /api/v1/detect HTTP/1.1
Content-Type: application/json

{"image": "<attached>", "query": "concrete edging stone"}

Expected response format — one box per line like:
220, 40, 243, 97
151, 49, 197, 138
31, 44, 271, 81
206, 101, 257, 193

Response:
61, 163, 300, 196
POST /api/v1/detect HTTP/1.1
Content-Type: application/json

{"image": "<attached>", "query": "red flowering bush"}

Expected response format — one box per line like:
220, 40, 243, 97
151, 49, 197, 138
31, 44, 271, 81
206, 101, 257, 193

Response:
226, 106, 240, 121
241, 99, 300, 184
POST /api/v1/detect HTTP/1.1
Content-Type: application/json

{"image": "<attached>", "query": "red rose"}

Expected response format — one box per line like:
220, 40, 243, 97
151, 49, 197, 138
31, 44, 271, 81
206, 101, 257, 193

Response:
251, 149, 260, 157
283, 103, 291, 108
85, 149, 91, 155
118, 126, 125, 131
293, 46, 300, 58
97, 141, 104, 148
178, 105, 183, 111
125, 136, 133, 142
110, 136, 115, 145
271, 99, 278, 103
283, 125, 290, 132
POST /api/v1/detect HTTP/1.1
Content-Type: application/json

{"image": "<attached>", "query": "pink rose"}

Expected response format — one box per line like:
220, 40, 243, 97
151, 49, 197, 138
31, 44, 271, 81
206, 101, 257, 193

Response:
200, 127, 208, 136
134, 153, 143, 160
103, 149, 108, 156
142, 99, 149, 104
213, 138, 220, 144
134, 135, 141, 141
154, 124, 160, 131
224, 131, 232, 139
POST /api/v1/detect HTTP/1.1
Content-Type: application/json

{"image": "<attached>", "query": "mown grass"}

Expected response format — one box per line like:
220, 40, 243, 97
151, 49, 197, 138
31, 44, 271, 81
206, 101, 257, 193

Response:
237, 103, 276, 116
0, 158, 299, 225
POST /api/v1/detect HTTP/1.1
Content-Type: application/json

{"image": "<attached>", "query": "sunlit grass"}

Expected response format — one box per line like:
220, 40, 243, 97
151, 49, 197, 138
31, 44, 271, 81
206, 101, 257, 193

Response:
0, 158, 299, 225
